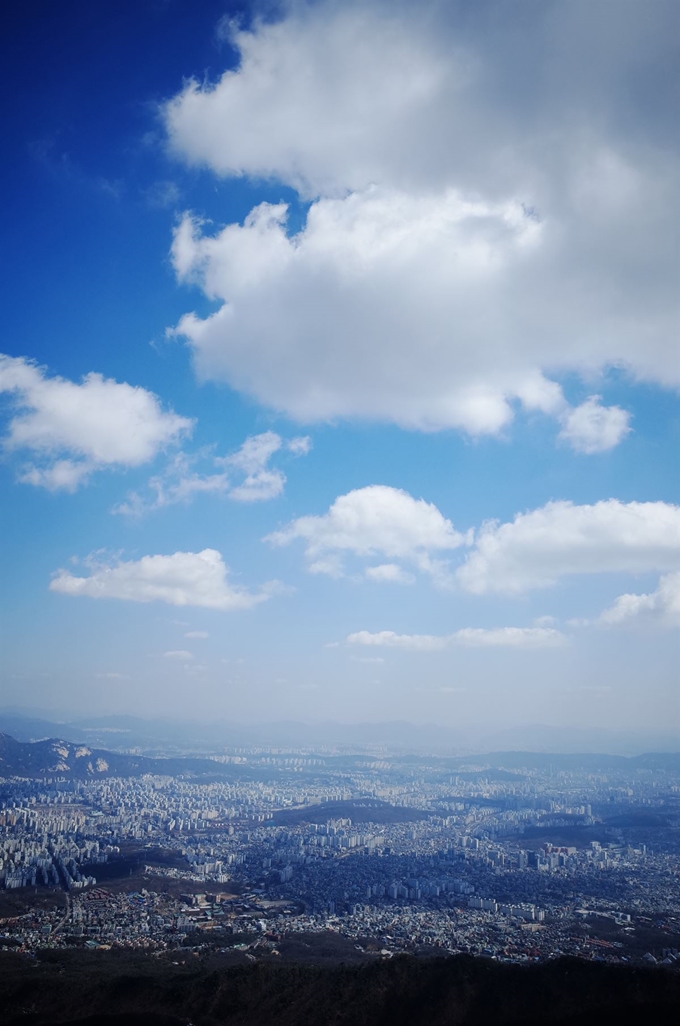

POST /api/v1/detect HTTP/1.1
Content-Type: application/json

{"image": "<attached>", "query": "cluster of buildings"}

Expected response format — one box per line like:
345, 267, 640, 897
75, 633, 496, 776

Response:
0, 800, 113, 891
0, 747, 678, 965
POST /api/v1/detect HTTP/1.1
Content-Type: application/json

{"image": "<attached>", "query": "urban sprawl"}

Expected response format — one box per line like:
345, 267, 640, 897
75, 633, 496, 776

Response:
1, 749, 679, 967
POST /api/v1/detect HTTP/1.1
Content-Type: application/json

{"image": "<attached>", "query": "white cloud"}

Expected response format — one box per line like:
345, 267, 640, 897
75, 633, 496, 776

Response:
164, 1, 677, 441
457, 500, 680, 594
565, 618, 591, 629
114, 451, 230, 515
365, 563, 415, 585
220, 431, 280, 471
208, 430, 298, 502
287, 435, 312, 456
348, 630, 446, 651
114, 431, 310, 514
273, 491, 680, 596
164, 4, 453, 197
50, 548, 279, 610
0, 354, 192, 490
558, 396, 631, 454
307, 554, 345, 578
185, 630, 209, 639
164, 650, 194, 661
599, 571, 680, 628
20, 460, 94, 492
347, 627, 565, 650
266, 485, 468, 581
451, 627, 566, 648
212, 430, 310, 498
228, 469, 284, 503
170, 192, 554, 437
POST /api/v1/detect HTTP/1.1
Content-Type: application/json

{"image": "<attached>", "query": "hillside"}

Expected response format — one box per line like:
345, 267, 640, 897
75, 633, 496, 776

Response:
1, 949, 678, 1026
0, 734, 242, 781
0, 733, 155, 779
1, 732, 678, 782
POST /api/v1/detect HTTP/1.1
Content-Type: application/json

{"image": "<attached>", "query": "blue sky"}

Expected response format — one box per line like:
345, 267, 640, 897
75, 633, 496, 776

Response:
1, 0, 678, 732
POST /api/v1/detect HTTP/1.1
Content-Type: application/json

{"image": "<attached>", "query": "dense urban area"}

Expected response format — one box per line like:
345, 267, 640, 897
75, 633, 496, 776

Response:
1, 732, 679, 970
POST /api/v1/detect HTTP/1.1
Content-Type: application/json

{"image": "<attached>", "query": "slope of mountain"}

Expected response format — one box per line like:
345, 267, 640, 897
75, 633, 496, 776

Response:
0, 734, 250, 780
1, 732, 678, 780
2, 950, 679, 1026
0, 733, 159, 779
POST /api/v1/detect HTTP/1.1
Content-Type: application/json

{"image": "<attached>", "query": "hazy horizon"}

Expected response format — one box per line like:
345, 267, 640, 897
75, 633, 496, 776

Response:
2, 706, 678, 760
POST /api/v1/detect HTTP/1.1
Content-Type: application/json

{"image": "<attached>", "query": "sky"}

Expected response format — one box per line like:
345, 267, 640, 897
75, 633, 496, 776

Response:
0, 0, 678, 733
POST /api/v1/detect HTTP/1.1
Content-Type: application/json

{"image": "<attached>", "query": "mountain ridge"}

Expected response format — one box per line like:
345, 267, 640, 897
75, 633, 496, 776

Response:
1, 711, 678, 756
0, 732, 677, 780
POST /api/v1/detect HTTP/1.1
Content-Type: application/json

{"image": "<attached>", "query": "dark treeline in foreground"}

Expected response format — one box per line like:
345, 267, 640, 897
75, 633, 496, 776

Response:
2, 949, 679, 1026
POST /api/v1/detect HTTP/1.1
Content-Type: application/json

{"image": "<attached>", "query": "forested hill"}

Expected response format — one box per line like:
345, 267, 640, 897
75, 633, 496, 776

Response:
1, 949, 679, 1026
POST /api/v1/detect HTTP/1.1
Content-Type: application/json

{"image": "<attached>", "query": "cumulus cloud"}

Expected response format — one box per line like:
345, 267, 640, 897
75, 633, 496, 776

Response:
164, 650, 194, 661
365, 563, 415, 585
347, 627, 565, 651
599, 571, 680, 628
50, 549, 279, 610
457, 500, 680, 594
266, 485, 468, 581
170, 192, 557, 436
267, 490, 680, 595
558, 396, 632, 454
347, 630, 447, 652
0, 354, 192, 490
164, 1, 677, 441
165, 2, 677, 203
114, 431, 310, 514
164, 3, 452, 196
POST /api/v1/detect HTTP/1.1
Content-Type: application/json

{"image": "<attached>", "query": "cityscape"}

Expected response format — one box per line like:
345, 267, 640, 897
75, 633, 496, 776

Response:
2, 732, 678, 969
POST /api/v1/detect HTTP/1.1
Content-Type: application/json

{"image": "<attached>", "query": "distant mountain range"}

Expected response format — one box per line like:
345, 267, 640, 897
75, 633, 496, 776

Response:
0, 710, 677, 756
0, 732, 156, 779
0, 733, 256, 781
0, 731, 677, 781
